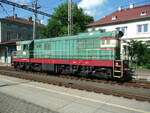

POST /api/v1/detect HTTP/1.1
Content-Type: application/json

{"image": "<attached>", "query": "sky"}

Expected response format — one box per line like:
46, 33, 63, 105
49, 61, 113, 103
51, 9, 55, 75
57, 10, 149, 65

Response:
0, 0, 149, 25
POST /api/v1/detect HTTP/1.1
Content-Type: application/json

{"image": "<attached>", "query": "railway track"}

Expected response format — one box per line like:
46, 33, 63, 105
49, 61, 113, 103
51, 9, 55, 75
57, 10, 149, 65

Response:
0, 66, 150, 102
0, 66, 150, 89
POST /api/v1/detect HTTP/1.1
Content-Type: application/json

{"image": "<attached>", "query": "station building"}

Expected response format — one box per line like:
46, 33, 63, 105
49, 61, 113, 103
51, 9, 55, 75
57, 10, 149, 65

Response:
87, 4, 150, 59
0, 15, 44, 65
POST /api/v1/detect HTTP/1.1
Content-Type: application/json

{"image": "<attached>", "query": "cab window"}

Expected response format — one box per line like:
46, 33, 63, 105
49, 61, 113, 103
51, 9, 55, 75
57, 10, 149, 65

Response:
106, 40, 110, 45
23, 44, 29, 50
111, 39, 118, 46
101, 40, 108, 45
101, 39, 118, 47
101, 40, 105, 45
17, 45, 21, 51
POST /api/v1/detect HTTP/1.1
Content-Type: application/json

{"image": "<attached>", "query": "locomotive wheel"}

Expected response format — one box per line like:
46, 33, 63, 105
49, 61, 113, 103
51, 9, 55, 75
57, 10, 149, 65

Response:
106, 69, 112, 80
36, 64, 42, 72
14, 62, 18, 69
32, 63, 42, 72
18, 62, 25, 70
24, 63, 30, 71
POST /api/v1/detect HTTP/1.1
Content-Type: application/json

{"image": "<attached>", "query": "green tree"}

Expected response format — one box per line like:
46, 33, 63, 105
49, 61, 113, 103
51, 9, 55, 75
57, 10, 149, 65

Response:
42, 2, 94, 37
127, 40, 150, 66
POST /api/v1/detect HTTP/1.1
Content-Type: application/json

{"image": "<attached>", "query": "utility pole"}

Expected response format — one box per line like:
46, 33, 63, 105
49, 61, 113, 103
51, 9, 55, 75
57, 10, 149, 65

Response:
13, 6, 15, 17
33, 0, 37, 40
68, 0, 72, 36
32, 0, 41, 40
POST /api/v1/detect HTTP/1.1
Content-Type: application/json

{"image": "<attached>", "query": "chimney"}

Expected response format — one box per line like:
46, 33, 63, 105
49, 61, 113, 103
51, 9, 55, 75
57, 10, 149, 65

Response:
129, 3, 134, 9
118, 6, 122, 11
28, 16, 32, 22
14, 14, 17, 19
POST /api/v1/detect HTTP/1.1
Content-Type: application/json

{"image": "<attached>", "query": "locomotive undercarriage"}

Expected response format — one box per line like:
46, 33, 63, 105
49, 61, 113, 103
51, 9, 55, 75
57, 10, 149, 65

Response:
14, 62, 114, 79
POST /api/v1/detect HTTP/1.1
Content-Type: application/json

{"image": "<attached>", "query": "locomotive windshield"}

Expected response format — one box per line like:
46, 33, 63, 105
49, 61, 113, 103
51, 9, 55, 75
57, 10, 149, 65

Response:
23, 44, 29, 50
101, 39, 118, 47
16, 45, 21, 51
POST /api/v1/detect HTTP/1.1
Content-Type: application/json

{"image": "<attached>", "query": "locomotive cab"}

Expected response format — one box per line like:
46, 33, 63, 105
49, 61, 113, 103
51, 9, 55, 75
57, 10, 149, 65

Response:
100, 31, 131, 80
13, 40, 33, 69
15, 40, 33, 59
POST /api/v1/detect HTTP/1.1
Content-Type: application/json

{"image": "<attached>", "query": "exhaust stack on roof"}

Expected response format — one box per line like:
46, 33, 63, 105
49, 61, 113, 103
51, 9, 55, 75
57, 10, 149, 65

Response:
129, 3, 134, 9
118, 6, 122, 11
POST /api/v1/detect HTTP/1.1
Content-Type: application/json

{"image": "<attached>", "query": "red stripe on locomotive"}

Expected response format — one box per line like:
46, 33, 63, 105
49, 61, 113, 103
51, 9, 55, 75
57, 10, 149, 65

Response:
13, 58, 113, 67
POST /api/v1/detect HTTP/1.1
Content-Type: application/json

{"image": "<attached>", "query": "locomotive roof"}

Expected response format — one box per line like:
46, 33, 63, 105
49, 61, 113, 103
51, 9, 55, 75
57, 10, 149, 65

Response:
16, 31, 122, 44
34, 31, 120, 42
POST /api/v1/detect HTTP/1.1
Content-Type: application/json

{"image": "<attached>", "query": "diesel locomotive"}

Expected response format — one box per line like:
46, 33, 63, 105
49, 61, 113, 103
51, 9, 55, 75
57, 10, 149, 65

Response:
13, 31, 132, 80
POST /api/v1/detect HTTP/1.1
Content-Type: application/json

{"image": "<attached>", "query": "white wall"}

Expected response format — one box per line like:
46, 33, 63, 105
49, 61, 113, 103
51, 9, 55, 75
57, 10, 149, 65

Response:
7, 56, 11, 64
0, 56, 5, 63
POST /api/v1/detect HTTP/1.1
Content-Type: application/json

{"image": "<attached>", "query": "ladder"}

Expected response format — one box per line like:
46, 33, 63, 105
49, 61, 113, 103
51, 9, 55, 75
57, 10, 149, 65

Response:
113, 60, 123, 78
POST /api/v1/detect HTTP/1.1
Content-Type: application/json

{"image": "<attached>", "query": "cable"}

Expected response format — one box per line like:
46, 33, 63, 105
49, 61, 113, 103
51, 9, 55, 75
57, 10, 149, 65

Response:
0, 3, 9, 16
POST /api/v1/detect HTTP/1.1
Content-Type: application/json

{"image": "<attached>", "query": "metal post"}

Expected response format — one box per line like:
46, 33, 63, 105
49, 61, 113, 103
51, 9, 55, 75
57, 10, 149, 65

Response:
5, 46, 8, 65
33, 11, 37, 40
13, 6, 15, 17
33, 0, 38, 40
68, 0, 72, 36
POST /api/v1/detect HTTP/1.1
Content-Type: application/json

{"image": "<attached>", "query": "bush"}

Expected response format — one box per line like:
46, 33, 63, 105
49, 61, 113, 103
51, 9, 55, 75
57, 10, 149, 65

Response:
145, 64, 150, 69
126, 40, 150, 69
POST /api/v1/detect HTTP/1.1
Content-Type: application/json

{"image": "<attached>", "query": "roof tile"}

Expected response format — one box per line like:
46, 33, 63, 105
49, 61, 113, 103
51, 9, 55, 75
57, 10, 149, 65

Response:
87, 5, 150, 26
1, 16, 44, 27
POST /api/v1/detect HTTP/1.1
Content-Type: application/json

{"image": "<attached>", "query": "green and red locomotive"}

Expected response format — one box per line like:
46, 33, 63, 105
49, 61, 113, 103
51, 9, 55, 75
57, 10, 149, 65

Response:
13, 31, 131, 80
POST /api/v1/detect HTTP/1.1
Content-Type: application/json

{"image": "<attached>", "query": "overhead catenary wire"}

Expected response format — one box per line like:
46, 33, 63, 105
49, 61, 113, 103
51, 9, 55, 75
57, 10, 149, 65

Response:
0, 3, 9, 16
0, 0, 52, 17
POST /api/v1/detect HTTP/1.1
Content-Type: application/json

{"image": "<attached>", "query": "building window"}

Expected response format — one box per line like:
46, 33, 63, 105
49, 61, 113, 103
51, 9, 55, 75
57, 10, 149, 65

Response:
7, 31, 11, 40
116, 26, 127, 34
144, 24, 148, 32
137, 25, 142, 32
17, 33, 22, 39
137, 24, 148, 33
112, 16, 117, 20
27, 34, 32, 40
140, 11, 147, 16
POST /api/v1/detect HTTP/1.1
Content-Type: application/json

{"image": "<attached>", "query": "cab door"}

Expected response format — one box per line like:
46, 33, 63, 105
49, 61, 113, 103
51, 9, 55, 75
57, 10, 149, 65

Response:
22, 44, 30, 58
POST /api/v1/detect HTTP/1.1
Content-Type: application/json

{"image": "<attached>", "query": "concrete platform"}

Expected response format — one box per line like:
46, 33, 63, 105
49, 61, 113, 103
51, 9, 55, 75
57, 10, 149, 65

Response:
0, 62, 10, 66
0, 74, 150, 113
